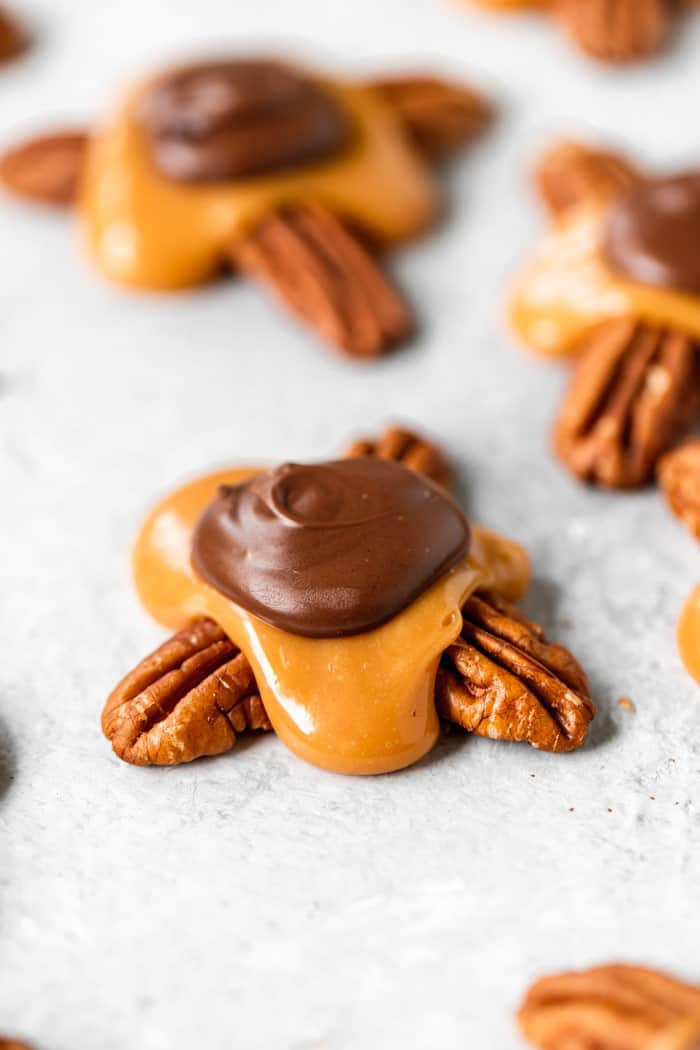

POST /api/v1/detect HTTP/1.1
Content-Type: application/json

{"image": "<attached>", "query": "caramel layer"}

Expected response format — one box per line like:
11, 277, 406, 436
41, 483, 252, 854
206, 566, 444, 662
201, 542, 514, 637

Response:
132, 468, 530, 774
81, 78, 438, 290
470, 0, 548, 8
509, 202, 700, 357
679, 583, 700, 685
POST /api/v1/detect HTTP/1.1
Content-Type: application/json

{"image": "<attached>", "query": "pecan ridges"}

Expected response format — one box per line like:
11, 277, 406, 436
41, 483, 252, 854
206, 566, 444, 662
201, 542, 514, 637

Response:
0, 130, 89, 206
519, 964, 700, 1049
229, 202, 412, 358
554, 319, 700, 489
534, 141, 640, 217
556, 0, 669, 64
344, 425, 452, 491
102, 618, 270, 766
437, 592, 594, 752
371, 75, 492, 160
658, 438, 700, 541
106, 592, 594, 765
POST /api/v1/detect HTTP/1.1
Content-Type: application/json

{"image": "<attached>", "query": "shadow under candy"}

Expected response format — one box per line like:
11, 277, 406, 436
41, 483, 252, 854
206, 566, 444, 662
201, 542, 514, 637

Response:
0, 710, 17, 804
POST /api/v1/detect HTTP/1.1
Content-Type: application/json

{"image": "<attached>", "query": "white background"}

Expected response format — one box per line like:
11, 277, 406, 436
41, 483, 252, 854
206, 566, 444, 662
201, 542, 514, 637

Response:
1, 2, 699, 1047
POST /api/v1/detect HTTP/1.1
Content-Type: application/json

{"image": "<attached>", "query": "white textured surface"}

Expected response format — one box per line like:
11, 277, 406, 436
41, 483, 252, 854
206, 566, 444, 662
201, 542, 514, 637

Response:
1, 2, 700, 1047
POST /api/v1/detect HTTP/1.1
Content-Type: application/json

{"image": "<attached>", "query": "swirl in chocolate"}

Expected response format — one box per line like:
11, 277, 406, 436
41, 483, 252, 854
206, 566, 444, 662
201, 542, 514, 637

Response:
603, 173, 700, 296
139, 59, 349, 183
191, 459, 470, 638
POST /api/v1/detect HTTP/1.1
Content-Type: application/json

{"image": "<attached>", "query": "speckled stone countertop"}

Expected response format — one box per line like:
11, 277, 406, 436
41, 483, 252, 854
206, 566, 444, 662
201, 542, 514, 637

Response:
1, 1, 699, 1047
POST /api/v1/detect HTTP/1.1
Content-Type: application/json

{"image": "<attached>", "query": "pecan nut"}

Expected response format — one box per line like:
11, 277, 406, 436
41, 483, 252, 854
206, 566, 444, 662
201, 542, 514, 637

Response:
436, 592, 594, 752
519, 964, 700, 1050
555, 0, 669, 64
228, 202, 412, 358
0, 1040, 35, 1050
105, 602, 593, 764
534, 141, 640, 218
0, 130, 89, 206
554, 319, 700, 489
370, 74, 492, 160
0, 5, 23, 62
658, 439, 700, 541
0, 6, 25, 63
102, 617, 271, 766
344, 425, 452, 491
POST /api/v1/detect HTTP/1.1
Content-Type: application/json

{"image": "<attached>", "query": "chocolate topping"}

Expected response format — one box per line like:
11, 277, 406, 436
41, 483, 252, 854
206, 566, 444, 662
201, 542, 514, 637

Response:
191, 459, 470, 638
603, 173, 700, 296
139, 59, 349, 183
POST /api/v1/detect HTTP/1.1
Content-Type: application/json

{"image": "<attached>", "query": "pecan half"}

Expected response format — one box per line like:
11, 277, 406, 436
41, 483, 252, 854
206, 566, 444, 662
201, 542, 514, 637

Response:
534, 141, 640, 218
554, 319, 700, 489
0, 1040, 35, 1050
0, 6, 25, 63
659, 438, 700, 541
555, 0, 669, 63
436, 592, 594, 753
519, 964, 700, 1050
0, 130, 89, 206
343, 425, 452, 491
102, 617, 270, 766
106, 590, 594, 765
370, 75, 491, 160
228, 202, 411, 358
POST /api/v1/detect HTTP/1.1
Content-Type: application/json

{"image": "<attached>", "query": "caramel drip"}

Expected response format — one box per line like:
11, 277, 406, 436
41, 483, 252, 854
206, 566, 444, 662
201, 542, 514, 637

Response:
509, 201, 700, 358
80, 78, 438, 290
132, 468, 530, 774
679, 584, 700, 686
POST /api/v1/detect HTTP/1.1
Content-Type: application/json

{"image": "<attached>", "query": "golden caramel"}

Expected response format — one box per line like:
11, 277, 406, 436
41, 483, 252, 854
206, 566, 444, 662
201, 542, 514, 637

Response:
679, 583, 700, 686
470, 0, 548, 8
510, 201, 700, 358
132, 468, 530, 774
80, 78, 438, 290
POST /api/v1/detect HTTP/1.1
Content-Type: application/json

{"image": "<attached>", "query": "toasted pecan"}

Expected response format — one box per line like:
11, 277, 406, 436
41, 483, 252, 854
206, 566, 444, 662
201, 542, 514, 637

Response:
534, 141, 640, 218
658, 438, 700, 541
370, 74, 491, 160
0, 130, 89, 206
554, 319, 700, 489
519, 964, 700, 1049
106, 590, 594, 765
0, 5, 25, 63
106, 591, 594, 765
228, 202, 412, 358
436, 592, 594, 752
343, 425, 452, 491
555, 0, 669, 64
102, 618, 270, 766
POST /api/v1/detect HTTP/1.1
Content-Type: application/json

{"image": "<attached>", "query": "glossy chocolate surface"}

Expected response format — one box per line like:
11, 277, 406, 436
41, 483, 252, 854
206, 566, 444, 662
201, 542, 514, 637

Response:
603, 173, 700, 296
139, 59, 349, 182
191, 458, 470, 637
